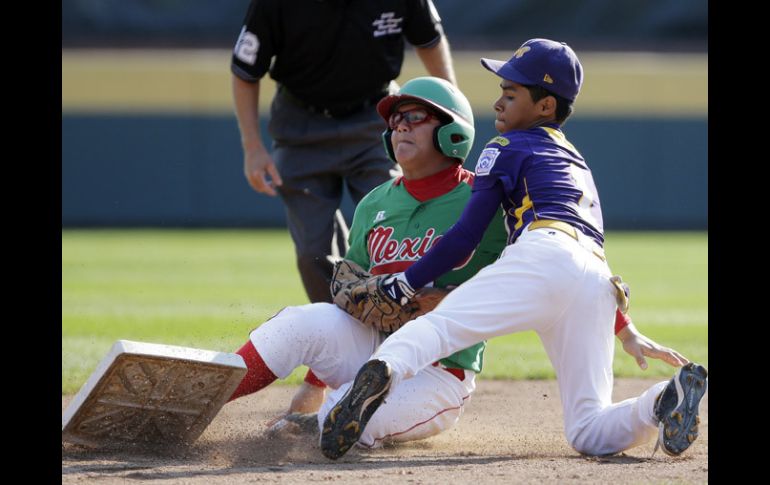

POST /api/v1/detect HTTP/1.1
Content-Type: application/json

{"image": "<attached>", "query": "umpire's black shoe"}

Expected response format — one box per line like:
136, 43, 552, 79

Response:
653, 362, 708, 456
320, 359, 392, 460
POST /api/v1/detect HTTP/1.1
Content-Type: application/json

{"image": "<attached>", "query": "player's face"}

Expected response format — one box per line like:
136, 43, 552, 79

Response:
493, 80, 551, 133
390, 103, 446, 177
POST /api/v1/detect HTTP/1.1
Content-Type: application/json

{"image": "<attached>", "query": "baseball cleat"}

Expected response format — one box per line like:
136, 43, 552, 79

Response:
320, 359, 392, 460
653, 362, 708, 457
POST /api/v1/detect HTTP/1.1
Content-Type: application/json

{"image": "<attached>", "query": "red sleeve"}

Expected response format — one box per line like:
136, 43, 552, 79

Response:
304, 369, 327, 388
614, 309, 631, 335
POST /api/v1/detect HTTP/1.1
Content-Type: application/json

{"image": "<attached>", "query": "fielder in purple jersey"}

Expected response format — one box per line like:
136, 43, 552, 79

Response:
471, 124, 604, 246
322, 38, 708, 460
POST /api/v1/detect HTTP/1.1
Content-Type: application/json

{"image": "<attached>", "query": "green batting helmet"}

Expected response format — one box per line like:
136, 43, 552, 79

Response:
376, 77, 475, 163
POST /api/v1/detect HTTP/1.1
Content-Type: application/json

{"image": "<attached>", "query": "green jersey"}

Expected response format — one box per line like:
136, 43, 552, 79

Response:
345, 169, 507, 372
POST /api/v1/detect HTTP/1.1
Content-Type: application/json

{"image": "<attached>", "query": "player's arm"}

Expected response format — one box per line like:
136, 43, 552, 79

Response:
348, 184, 502, 319
616, 313, 689, 369
231, 0, 282, 196
415, 37, 456, 86
232, 77, 283, 196
288, 377, 326, 413
356, 183, 502, 306
264, 377, 327, 428
403, 181, 506, 290
404, 0, 457, 86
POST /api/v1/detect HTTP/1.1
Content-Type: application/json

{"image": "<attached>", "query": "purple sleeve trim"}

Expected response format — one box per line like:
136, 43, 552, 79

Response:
405, 181, 505, 289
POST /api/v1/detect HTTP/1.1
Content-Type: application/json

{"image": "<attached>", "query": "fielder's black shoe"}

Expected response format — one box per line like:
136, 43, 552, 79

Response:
320, 359, 392, 460
653, 362, 708, 457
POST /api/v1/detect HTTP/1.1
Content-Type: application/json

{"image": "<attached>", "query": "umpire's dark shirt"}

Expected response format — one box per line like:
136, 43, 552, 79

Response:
231, 0, 443, 108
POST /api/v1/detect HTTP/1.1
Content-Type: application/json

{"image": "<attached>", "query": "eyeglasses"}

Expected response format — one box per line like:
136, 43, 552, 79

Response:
388, 108, 437, 130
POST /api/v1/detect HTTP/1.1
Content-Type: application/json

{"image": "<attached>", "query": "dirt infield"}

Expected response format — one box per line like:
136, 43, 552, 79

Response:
62, 378, 708, 484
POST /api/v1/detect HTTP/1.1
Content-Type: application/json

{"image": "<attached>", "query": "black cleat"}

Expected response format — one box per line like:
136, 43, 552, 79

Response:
653, 362, 708, 457
320, 359, 392, 460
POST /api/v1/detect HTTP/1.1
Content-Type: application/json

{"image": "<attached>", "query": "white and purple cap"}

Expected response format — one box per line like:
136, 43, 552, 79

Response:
481, 38, 583, 102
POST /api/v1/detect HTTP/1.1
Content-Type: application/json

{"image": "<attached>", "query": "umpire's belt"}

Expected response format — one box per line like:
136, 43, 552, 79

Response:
279, 86, 387, 119
528, 220, 606, 261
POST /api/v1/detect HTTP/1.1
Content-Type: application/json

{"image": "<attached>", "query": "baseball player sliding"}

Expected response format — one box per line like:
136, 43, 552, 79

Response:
321, 41, 707, 460
228, 77, 505, 447
228, 77, 689, 452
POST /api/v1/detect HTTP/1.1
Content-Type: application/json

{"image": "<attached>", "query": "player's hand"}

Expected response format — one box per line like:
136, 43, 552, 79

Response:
288, 381, 326, 414
617, 323, 689, 370
348, 272, 418, 333
377, 272, 416, 306
244, 145, 283, 196
264, 381, 326, 427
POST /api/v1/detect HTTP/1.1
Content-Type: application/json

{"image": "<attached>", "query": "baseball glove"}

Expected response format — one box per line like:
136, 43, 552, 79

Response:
330, 259, 372, 318
347, 273, 449, 333
610, 275, 630, 314
334, 267, 450, 333
330, 259, 371, 300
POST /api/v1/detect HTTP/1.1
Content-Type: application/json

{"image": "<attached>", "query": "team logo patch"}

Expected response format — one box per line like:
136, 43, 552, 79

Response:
489, 136, 509, 146
475, 148, 500, 176
372, 13, 403, 37
513, 46, 531, 58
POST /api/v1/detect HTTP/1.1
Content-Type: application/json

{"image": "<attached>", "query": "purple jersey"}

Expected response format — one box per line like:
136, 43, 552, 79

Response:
404, 123, 605, 290
473, 123, 604, 247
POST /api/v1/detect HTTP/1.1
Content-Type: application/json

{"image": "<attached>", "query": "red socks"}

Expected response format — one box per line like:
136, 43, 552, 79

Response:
304, 369, 327, 388
228, 340, 278, 402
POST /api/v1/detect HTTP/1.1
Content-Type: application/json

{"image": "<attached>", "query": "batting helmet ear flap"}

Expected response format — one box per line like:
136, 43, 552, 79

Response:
431, 125, 460, 163
434, 124, 472, 163
432, 126, 443, 159
382, 128, 397, 163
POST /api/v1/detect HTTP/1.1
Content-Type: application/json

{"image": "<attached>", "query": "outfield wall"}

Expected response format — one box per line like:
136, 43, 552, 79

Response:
62, 114, 706, 229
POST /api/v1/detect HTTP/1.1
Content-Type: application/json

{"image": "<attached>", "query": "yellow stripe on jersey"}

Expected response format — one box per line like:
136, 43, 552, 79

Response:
488, 136, 510, 146
540, 126, 580, 156
513, 178, 535, 231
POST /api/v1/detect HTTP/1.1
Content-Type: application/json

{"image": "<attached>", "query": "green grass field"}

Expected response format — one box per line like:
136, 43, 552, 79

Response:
62, 230, 707, 394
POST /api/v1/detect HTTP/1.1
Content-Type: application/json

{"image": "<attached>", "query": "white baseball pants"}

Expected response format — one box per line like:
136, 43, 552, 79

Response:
249, 302, 475, 448
372, 226, 668, 455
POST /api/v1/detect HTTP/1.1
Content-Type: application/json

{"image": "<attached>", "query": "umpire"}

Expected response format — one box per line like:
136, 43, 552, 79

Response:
231, 0, 457, 303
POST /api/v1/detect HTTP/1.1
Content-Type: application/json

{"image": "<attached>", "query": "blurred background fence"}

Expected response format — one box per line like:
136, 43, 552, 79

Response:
62, 0, 707, 229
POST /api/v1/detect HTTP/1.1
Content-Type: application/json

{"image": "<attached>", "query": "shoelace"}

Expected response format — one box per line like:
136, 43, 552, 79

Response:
651, 432, 661, 458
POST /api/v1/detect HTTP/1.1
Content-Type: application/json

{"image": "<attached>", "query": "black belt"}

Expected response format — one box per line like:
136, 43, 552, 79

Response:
279, 86, 388, 119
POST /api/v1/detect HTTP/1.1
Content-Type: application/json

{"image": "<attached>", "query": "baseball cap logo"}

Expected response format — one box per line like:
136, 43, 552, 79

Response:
513, 46, 530, 58
543, 74, 554, 84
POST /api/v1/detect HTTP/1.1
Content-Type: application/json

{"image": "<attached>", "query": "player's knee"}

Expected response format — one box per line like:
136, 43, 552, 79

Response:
566, 425, 611, 456
567, 434, 596, 455
251, 304, 330, 343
